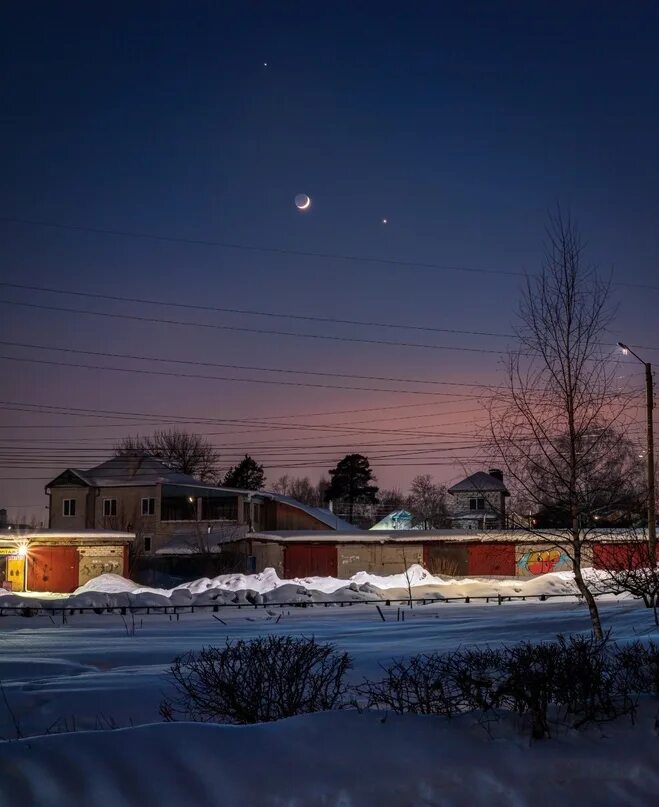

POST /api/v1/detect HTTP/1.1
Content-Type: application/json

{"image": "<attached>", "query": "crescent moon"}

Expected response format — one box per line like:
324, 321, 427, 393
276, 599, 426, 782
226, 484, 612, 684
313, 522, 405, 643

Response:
295, 193, 311, 210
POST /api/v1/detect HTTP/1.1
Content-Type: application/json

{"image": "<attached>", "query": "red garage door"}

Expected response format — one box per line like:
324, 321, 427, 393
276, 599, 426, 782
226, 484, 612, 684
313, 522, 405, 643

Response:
28, 546, 80, 592
468, 543, 516, 576
284, 544, 338, 578
593, 543, 648, 571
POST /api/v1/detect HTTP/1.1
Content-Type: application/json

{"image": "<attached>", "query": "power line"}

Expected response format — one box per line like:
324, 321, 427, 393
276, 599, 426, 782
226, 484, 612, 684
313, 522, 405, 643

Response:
2, 215, 658, 290
0, 339, 517, 390
0, 299, 509, 354
0, 282, 513, 340
3, 280, 657, 352
0, 354, 495, 397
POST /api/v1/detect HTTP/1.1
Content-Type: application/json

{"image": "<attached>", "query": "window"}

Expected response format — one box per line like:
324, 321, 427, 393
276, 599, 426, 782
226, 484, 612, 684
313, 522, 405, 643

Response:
62, 499, 76, 517
141, 498, 156, 516
143, 536, 152, 553
103, 498, 117, 517
469, 497, 486, 511
201, 496, 238, 521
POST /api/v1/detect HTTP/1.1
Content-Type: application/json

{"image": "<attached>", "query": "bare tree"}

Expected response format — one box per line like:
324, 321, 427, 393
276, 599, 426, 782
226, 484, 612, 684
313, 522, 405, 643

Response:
115, 430, 220, 482
378, 488, 406, 511
489, 212, 632, 639
407, 474, 450, 529
594, 529, 659, 626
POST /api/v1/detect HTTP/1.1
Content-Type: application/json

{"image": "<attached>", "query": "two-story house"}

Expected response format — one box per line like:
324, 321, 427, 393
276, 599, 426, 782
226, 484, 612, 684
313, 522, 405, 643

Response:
46, 454, 353, 554
447, 469, 509, 529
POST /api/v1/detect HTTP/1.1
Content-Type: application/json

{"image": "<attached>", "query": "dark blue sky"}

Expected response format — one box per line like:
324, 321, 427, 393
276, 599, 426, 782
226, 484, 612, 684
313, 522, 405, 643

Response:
1, 2, 658, 519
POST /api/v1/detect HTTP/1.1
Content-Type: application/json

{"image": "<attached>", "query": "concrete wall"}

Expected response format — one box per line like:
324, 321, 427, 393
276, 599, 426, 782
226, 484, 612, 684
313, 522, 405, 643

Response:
49, 485, 90, 530
78, 545, 125, 586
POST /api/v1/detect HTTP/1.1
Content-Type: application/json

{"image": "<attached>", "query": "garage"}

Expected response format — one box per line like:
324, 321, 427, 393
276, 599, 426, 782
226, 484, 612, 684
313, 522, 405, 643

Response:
284, 543, 337, 578
0, 529, 135, 593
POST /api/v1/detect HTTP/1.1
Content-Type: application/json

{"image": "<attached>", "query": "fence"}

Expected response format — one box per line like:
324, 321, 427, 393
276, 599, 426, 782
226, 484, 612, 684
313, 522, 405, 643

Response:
0, 589, 617, 618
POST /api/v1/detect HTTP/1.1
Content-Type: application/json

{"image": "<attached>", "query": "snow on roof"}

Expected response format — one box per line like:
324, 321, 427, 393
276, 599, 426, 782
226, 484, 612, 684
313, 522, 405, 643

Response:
0, 529, 135, 543
249, 528, 643, 544
448, 472, 510, 495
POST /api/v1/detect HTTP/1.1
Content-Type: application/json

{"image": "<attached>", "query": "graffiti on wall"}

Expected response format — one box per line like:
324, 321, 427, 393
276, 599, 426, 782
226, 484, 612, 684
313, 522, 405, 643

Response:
516, 547, 571, 576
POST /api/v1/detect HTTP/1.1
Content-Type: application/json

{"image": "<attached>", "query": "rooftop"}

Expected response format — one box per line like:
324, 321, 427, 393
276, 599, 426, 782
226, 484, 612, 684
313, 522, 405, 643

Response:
448, 472, 510, 495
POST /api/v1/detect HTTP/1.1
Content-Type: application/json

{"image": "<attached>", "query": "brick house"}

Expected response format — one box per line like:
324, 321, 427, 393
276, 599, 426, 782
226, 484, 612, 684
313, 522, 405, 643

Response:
447, 469, 510, 529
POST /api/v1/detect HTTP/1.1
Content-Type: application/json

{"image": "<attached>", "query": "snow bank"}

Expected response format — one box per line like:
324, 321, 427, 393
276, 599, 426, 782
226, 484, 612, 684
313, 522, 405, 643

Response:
4, 565, 612, 609
1, 709, 657, 807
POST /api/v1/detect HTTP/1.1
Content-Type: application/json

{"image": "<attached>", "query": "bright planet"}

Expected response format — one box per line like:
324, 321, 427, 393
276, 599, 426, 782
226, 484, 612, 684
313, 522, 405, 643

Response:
294, 193, 311, 210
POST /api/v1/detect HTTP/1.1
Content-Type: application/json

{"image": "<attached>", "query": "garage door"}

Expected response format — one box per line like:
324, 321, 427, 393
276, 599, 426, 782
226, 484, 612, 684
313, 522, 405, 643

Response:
284, 544, 338, 578
28, 546, 80, 592
423, 544, 469, 576
468, 543, 515, 576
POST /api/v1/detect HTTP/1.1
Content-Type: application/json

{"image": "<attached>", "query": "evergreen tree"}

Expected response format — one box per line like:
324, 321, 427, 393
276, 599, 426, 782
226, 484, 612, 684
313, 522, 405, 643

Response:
327, 454, 379, 523
223, 455, 265, 490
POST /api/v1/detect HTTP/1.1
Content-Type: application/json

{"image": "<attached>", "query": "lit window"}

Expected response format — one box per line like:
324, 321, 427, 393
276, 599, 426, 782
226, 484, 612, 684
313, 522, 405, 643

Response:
103, 499, 117, 517
63, 499, 76, 517
141, 498, 156, 516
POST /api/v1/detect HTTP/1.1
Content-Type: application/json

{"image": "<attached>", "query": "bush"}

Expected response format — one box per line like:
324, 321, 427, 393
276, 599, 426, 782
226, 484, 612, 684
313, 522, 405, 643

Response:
160, 636, 351, 724
358, 647, 503, 719
358, 637, 659, 739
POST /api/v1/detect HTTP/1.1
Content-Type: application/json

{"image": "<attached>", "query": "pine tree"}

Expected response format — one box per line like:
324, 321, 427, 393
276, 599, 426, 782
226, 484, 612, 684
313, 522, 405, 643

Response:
327, 454, 379, 523
223, 455, 265, 490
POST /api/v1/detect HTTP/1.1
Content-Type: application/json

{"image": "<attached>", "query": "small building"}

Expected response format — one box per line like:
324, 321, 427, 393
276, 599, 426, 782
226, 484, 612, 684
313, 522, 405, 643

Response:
246, 528, 640, 580
0, 529, 134, 593
46, 455, 355, 556
448, 469, 510, 529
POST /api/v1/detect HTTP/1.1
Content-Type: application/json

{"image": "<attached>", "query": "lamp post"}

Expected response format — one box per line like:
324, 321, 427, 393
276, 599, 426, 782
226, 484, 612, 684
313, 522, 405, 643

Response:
618, 342, 656, 564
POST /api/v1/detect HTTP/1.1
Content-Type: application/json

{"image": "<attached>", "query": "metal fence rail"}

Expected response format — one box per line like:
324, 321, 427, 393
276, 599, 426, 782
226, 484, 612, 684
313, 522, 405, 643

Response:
0, 590, 620, 618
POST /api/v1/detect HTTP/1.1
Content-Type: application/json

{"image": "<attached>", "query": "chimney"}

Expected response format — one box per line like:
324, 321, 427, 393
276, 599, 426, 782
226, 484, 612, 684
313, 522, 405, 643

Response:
488, 468, 503, 482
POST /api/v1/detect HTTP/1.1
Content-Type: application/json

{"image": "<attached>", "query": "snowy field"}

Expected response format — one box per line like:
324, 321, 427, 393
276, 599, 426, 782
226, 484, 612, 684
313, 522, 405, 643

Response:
0, 571, 658, 805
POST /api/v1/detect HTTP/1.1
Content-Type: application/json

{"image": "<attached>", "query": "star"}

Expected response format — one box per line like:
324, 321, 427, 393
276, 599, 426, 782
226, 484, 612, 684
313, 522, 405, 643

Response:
382, 218, 388, 224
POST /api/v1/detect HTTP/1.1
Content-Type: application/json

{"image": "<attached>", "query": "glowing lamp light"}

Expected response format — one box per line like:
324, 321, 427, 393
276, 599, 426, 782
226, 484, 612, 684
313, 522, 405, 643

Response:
617, 341, 629, 356
17, 543, 28, 557
188, 496, 195, 503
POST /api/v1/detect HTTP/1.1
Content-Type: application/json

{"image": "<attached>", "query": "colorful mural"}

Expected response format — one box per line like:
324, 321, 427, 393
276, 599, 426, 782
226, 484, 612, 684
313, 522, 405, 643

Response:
515, 547, 571, 576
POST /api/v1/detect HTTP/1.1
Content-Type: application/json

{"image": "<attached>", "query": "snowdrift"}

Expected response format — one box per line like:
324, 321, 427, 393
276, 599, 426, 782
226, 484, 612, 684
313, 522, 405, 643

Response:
1, 709, 657, 807
0, 565, 599, 609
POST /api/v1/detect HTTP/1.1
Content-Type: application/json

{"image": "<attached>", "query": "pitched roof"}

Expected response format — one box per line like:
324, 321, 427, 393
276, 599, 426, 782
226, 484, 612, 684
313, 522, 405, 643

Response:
448, 472, 510, 495
46, 455, 218, 489
45, 455, 357, 531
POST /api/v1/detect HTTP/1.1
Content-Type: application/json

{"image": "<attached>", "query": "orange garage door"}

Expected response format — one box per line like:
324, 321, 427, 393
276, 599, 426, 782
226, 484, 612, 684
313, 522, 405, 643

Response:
28, 546, 80, 592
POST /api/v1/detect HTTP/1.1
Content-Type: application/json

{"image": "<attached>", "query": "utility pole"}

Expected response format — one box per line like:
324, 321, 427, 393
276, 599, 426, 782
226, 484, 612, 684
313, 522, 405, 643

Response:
618, 343, 656, 564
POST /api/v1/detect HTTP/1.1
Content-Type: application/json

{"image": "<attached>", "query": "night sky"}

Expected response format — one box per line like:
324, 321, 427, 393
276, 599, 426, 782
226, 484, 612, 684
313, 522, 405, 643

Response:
2, 1, 658, 522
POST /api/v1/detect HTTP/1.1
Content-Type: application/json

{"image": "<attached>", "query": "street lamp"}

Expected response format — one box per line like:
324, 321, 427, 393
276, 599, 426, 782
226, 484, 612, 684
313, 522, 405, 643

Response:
618, 342, 656, 564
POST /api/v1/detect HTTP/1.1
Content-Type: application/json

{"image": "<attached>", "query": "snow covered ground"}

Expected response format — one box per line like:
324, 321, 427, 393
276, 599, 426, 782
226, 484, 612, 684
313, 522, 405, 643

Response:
0, 571, 657, 805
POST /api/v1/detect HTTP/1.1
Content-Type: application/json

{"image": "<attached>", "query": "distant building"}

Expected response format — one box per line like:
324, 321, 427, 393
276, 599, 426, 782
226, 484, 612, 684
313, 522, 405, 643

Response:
370, 510, 416, 530
46, 455, 355, 555
447, 469, 510, 530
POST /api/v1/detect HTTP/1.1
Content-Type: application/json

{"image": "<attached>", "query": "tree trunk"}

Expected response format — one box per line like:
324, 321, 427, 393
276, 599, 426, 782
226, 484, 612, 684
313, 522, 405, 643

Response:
573, 536, 603, 639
